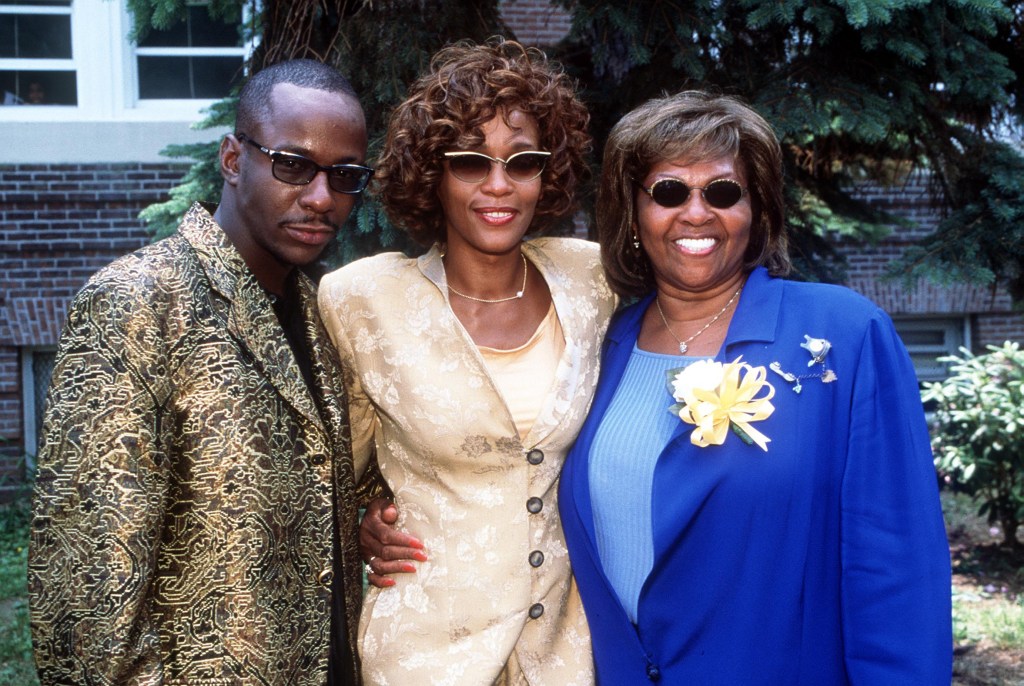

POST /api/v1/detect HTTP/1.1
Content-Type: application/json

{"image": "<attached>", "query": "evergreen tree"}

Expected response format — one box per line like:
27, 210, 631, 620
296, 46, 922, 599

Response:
131, 0, 508, 264
130, 0, 1024, 300
552, 0, 1024, 295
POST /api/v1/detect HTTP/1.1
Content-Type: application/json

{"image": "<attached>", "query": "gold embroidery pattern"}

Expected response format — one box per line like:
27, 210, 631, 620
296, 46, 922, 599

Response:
29, 204, 362, 685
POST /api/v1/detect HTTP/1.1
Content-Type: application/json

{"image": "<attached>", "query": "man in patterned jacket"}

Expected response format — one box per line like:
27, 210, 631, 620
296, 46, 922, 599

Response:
29, 59, 372, 685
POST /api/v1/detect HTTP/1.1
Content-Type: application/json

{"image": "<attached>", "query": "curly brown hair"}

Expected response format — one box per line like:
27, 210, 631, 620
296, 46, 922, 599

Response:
599, 91, 792, 298
375, 37, 592, 246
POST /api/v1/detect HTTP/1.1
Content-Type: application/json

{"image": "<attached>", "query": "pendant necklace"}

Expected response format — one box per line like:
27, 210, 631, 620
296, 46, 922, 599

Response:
447, 253, 528, 304
655, 284, 743, 354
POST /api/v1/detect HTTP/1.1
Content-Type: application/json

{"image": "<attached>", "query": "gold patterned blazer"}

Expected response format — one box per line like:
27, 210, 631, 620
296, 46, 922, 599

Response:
29, 203, 363, 686
318, 239, 617, 685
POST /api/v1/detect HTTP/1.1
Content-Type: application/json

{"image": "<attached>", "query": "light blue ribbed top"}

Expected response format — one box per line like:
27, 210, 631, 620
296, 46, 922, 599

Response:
588, 346, 705, 623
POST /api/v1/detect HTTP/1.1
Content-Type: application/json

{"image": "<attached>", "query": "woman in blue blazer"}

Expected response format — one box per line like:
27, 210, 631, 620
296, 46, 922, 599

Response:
559, 91, 952, 684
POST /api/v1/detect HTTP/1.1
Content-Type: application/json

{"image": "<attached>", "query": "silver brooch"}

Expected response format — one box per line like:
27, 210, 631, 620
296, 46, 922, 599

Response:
800, 335, 831, 366
769, 335, 837, 393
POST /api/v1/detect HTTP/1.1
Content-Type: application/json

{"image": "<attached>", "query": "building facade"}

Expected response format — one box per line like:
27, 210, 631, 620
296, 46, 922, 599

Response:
1, 0, 1020, 494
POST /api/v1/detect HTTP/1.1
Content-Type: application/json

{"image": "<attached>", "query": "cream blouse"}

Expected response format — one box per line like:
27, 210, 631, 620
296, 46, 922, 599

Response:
478, 303, 565, 439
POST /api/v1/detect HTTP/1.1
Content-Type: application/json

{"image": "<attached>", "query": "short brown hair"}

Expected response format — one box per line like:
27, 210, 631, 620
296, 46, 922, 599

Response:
375, 37, 591, 246
599, 91, 791, 298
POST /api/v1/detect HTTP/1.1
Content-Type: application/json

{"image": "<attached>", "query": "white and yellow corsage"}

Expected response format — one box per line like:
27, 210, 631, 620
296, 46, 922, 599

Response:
667, 357, 776, 452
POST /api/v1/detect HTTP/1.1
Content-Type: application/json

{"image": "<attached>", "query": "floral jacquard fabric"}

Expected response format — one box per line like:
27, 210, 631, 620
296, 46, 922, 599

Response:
29, 203, 365, 686
319, 239, 618, 686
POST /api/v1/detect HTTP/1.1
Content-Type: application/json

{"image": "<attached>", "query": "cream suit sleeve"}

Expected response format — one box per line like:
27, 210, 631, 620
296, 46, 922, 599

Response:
318, 274, 378, 483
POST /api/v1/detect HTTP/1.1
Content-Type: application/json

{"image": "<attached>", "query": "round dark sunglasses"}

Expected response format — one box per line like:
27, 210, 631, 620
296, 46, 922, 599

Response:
638, 177, 746, 209
237, 134, 374, 194
443, 150, 551, 183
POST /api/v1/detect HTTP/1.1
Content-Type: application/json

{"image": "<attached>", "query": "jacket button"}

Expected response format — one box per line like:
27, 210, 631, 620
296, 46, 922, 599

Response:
528, 550, 544, 567
310, 454, 326, 466
317, 569, 334, 586
526, 449, 544, 465
528, 603, 544, 619
526, 497, 543, 514
647, 665, 661, 682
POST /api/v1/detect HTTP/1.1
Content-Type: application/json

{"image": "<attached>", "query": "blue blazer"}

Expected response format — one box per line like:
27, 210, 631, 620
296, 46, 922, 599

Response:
560, 267, 952, 685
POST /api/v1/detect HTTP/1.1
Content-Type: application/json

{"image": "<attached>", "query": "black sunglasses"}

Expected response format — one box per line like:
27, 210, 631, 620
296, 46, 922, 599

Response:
443, 150, 551, 183
237, 134, 374, 194
638, 177, 746, 209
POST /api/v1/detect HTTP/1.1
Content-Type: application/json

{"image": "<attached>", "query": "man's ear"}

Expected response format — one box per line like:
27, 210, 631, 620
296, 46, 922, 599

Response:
220, 134, 241, 186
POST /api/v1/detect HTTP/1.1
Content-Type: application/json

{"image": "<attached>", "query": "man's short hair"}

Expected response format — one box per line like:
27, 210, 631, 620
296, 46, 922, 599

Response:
235, 59, 357, 136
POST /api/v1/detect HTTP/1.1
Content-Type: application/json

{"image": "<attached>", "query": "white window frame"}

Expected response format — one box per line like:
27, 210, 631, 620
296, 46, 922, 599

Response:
127, 1, 251, 112
0, 0, 254, 125
0, 2, 75, 107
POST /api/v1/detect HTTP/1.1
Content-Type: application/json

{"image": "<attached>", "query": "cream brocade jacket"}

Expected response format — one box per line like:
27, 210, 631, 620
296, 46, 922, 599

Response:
319, 238, 617, 685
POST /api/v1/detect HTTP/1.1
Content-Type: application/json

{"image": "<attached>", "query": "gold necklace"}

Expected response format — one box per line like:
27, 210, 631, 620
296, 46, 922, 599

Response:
655, 284, 743, 354
447, 253, 528, 304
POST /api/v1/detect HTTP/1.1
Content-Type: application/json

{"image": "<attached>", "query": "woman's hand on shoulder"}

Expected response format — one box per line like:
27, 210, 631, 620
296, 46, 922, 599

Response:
360, 497, 428, 588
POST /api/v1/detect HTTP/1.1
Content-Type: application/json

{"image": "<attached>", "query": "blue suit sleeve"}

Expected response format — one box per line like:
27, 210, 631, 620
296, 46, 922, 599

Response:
841, 311, 952, 684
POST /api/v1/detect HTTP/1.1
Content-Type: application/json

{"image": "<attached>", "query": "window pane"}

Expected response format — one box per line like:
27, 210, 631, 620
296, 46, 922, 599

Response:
187, 5, 241, 47
0, 69, 76, 105
0, 14, 72, 58
138, 56, 190, 98
137, 5, 240, 48
137, 18, 189, 48
893, 317, 965, 383
138, 55, 242, 99
191, 55, 243, 97
908, 352, 947, 378
899, 330, 947, 346
32, 350, 56, 443
0, 17, 12, 55
0, 1, 71, 5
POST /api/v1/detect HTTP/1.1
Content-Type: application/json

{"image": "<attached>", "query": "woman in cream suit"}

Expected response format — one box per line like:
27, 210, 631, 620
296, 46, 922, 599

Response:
318, 39, 616, 685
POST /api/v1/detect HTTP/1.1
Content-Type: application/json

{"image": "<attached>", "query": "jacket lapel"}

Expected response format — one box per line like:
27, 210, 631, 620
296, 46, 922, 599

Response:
297, 273, 349, 448
227, 284, 326, 433
179, 203, 326, 435
566, 277, 782, 601
520, 241, 584, 446
568, 294, 652, 549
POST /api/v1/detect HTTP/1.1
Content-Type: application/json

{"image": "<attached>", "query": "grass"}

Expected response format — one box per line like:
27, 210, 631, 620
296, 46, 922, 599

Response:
0, 498, 36, 686
945, 491, 1024, 686
0, 492, 1021, 684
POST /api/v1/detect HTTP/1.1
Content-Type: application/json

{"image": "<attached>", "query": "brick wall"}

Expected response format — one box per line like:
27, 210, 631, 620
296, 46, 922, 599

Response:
974, 314, 1024, 349
839, 175, 1023, 349
0, 163, 189, 483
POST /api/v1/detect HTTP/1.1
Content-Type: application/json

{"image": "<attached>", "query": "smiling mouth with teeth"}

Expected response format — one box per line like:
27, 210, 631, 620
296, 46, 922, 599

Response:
675, 237, 717, 251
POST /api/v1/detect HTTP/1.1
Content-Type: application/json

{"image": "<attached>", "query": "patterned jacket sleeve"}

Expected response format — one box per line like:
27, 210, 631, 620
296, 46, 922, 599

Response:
353, 450, 392, 507
29, 276, 173, 686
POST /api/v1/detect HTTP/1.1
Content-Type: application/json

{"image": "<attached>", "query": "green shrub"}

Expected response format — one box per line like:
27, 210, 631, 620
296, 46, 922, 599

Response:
924, 342, 1024, 548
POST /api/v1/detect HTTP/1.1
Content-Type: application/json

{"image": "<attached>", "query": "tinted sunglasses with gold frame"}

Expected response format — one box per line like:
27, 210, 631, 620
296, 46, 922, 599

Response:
638, 177, 746, 209
237, 133, 374, 194
443, 150, 551, 184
